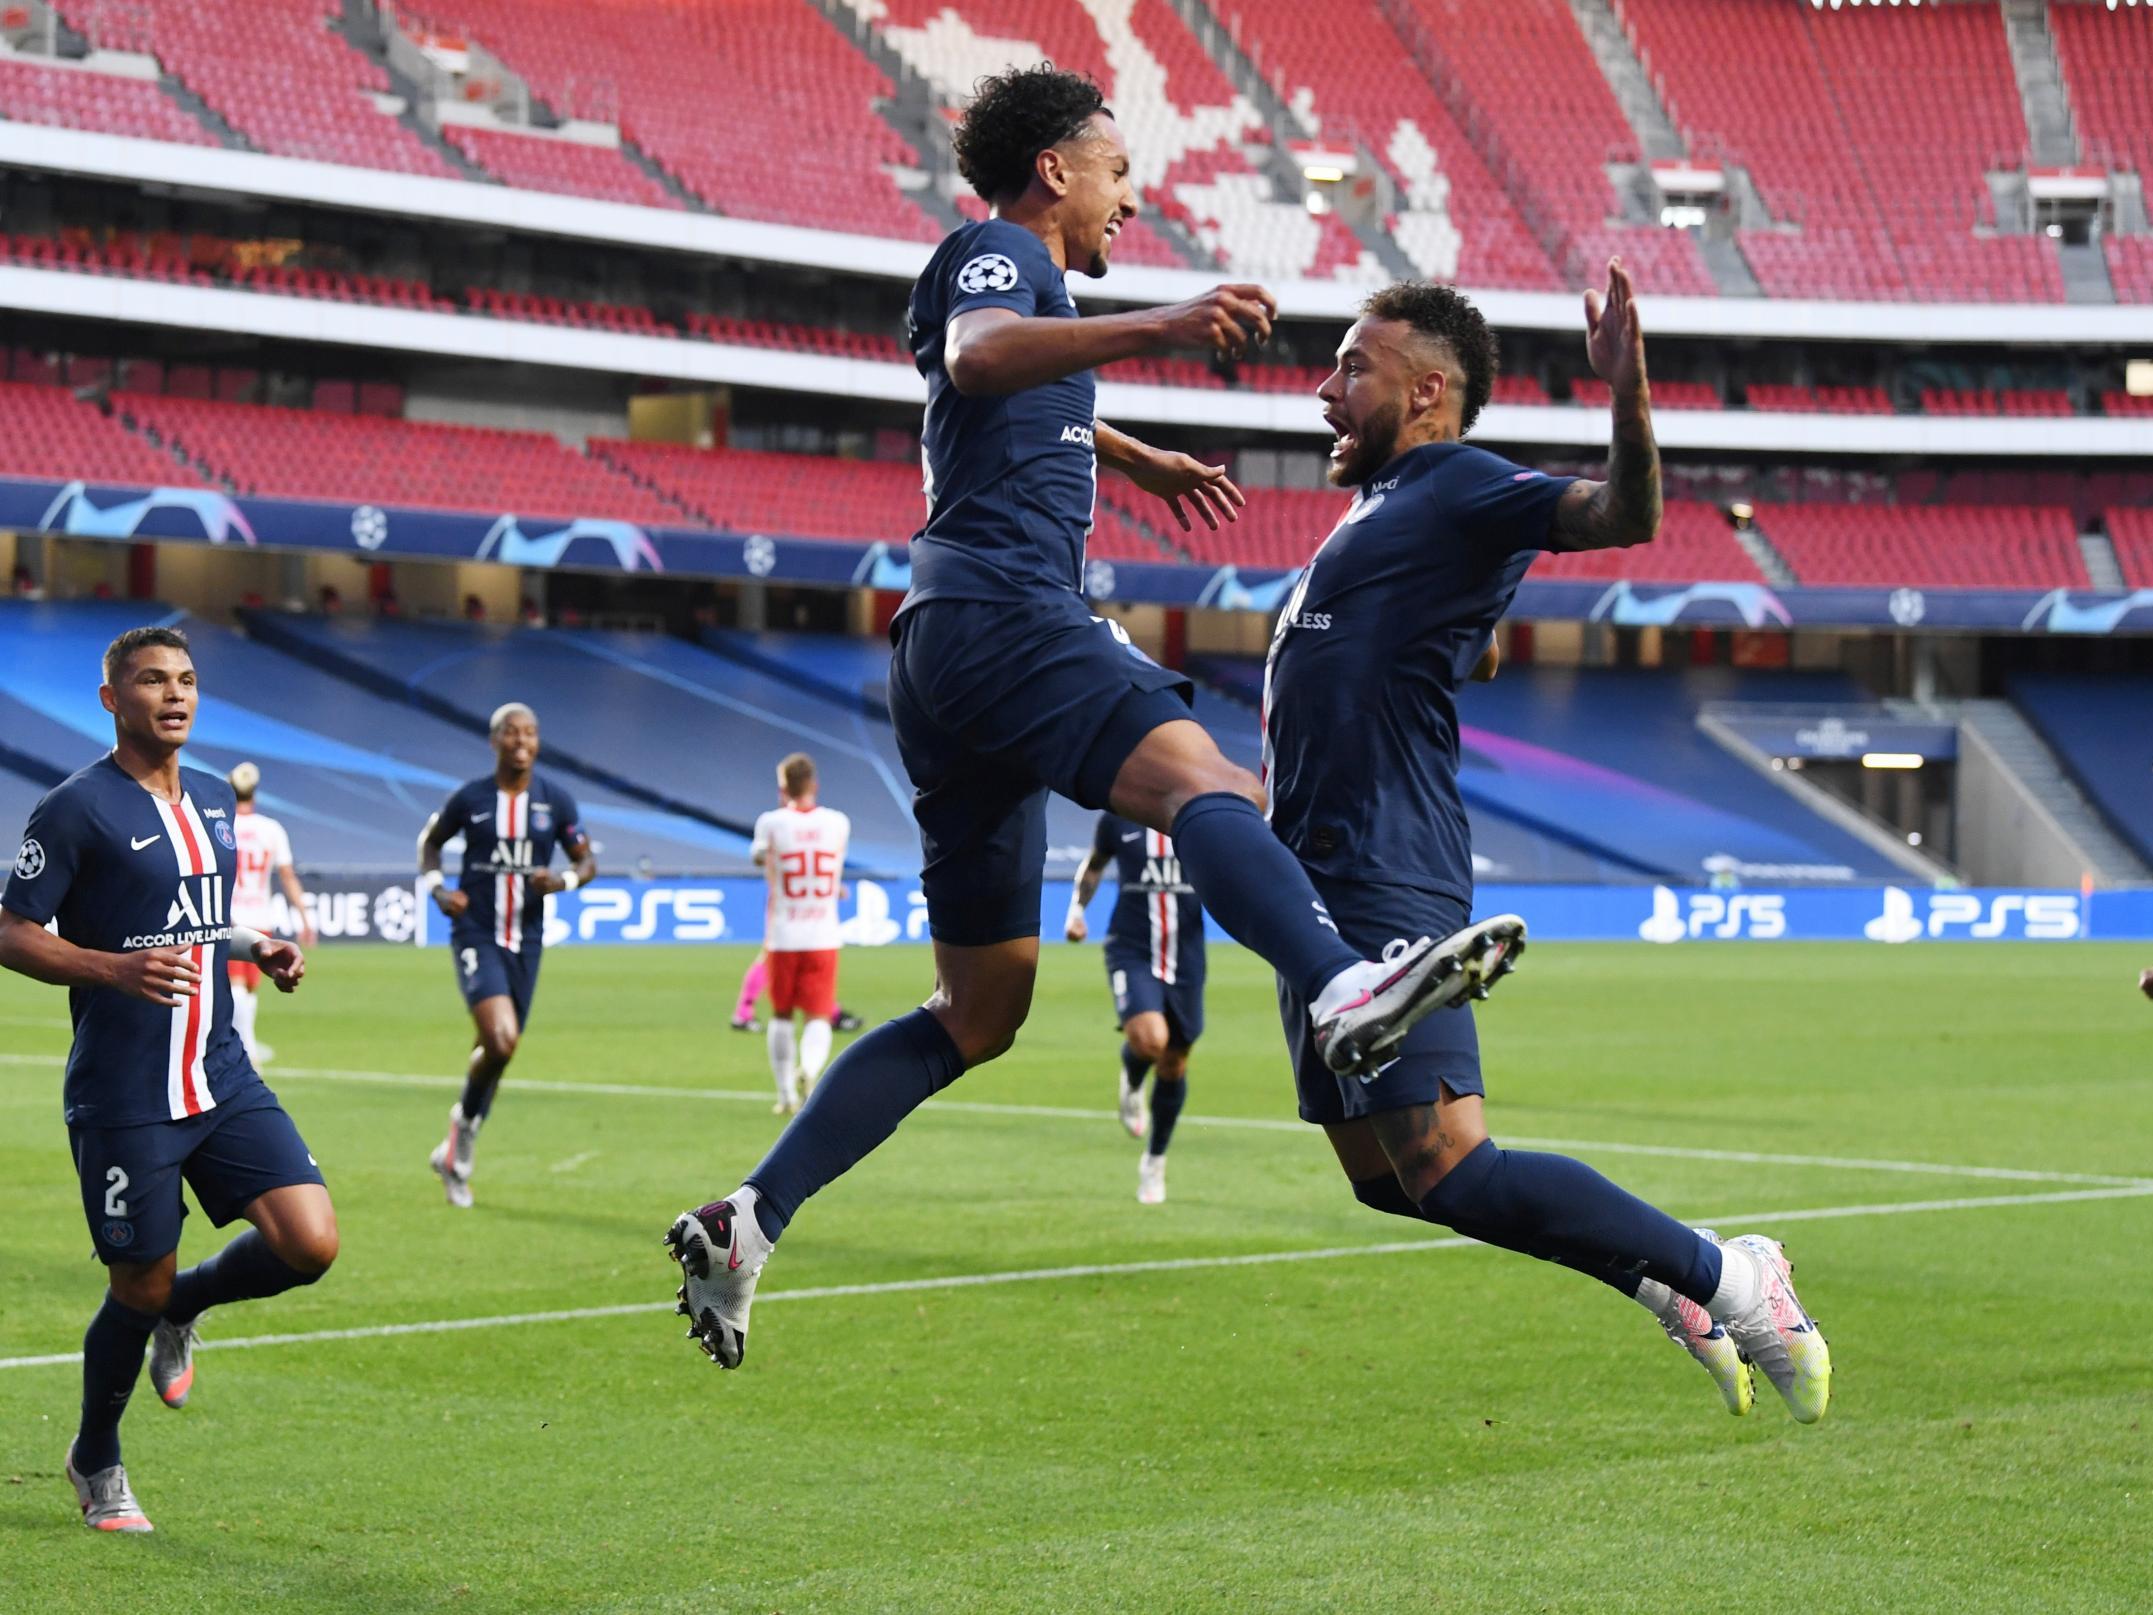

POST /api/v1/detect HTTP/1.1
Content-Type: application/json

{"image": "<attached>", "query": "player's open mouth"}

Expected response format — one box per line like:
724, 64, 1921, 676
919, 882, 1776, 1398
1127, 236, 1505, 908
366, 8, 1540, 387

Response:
1325, 414, 1355, 459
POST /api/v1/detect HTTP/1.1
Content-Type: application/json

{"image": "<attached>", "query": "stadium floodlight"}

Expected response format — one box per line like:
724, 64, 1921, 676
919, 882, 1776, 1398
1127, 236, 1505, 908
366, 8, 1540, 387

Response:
1861, 753, 1923, 771
2125, 359, 2153, 397
1301, 164, 1346, 184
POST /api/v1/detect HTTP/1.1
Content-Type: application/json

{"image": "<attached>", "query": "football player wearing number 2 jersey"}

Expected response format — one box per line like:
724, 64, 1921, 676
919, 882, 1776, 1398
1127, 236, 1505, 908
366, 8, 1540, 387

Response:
0, 626, 336, 1533
417, 702, 596, 1208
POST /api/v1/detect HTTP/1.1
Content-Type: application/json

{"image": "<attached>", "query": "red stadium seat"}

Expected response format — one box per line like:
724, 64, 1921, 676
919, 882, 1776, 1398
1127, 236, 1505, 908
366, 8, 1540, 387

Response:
0, 380, 198, 486
1760, 503, 2086, 589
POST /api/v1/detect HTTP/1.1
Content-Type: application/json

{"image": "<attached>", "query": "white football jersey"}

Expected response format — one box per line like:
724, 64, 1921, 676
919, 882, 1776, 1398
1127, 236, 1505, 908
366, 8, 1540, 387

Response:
231, 810, 294, 929
752, 804, 850, 951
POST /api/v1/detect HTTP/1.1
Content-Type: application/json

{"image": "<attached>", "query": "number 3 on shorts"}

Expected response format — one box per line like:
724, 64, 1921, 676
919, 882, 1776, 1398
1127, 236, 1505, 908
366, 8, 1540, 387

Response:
461, 946, 478, 981
104, 1165, 129, 1218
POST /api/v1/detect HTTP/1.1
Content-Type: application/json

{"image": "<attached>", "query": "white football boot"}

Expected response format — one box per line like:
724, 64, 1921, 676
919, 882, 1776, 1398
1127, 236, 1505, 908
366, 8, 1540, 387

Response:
148, 1317, 199, 1409
666, 1186, 775, 1370
1118, 1071, 1149, 1140
65, 1443, 152, 1533
1137, 1153, 1167, 1205
429, 1105, 477, 1208
1643, 1232, 1752, 1416
1714, 1234, 1832, 1424
1312, 915, 1528, 1079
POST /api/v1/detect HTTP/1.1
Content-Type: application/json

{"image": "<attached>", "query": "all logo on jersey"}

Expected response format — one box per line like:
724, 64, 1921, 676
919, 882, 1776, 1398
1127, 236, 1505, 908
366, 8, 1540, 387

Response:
12, 838, 43, 879
496, 839, 537, 870
214, 819, 237, 850
166, 875, 227, 930
956, 253, 1020, 295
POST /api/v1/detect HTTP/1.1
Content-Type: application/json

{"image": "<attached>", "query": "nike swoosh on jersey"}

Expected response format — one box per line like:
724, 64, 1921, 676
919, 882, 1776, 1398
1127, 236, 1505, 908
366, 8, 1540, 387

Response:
131, 834, 161, 851
469, 812, 493, 823
1121, 831, 1143, 842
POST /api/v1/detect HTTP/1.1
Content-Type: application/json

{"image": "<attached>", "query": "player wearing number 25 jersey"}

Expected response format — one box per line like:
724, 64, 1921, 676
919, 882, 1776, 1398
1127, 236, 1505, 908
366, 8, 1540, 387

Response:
750, 753, 850, 1115
418, 701, 595, 1208
0, 625, 334, 1534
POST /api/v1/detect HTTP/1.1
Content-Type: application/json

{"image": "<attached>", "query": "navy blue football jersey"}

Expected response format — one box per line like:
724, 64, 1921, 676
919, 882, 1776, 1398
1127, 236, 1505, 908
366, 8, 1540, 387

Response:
1262, 443, 1576, 901
904, 217, 1098, 606
433, 773, 584, 952
3, 755, 256, 1126
1091, 812, 1205, 987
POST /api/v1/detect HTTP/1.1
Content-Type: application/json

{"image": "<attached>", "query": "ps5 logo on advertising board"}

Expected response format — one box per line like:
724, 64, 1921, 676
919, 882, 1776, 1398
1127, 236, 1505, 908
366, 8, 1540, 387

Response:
1638, 886, 1787, 942
1864, 887, 2081, 943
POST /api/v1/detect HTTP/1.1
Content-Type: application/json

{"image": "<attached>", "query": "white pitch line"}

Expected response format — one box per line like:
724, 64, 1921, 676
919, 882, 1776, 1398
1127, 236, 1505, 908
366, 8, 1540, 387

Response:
2, 1182, 2149, 1372
8, 1055, 2144, 1197
2, 1051, 2143, 1189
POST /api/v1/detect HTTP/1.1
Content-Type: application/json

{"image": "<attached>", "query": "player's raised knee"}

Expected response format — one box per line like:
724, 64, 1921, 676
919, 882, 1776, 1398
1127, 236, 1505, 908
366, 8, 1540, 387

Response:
482, 1023, 520, 1064
282, 1221, 339, 1278
107, 1263, 174, 1316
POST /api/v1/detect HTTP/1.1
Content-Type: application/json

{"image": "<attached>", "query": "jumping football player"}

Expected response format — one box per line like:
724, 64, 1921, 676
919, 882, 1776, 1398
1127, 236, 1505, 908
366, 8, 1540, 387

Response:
751, 753, 851, 1115
0, 626, 335, 1532
225, 761, 314, 1066
667, 64, 1487, 1370
1067, 812, 1203, 1203
1262, 265, 1830, 1423
418, 702, 595, 1208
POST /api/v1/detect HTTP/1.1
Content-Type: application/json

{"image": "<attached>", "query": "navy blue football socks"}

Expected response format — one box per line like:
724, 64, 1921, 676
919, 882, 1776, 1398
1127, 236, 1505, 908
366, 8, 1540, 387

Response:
745, 1009, 966, 1243
1120, 1042, 1152, 1092
75, 1294, 158, 1474
1170, 793, 1362, 1003
1417, 1139, 1721, 1305
1147, 1075, 1186, 1158
164, 1229, 320, 1328
1351, 1170, 1643, 1298
460, 1065, 501, 1124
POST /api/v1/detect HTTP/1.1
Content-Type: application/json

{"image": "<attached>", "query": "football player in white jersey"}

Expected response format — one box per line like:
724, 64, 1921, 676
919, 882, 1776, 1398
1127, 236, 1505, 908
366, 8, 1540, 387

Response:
225, 762, 314, 1067
749, 754, 850, 1114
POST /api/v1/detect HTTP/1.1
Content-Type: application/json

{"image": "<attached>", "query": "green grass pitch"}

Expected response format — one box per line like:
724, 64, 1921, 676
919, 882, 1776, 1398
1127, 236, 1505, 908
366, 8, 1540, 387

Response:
2, 940, 2148, 1612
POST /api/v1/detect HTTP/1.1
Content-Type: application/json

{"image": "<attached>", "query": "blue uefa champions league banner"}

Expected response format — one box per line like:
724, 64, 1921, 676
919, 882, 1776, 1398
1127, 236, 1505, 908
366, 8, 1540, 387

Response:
10, 475, 2153, 634
312, 876, 2153, 947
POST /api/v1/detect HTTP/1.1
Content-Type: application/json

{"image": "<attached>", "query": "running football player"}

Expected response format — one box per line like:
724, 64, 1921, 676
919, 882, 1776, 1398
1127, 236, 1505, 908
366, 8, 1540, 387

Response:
1263, 265, 1830, 1423
418, 702, 595, 1208
1067, 812, 1203, 1203
751, 754, 851, 1115
667, 65, 1483, 1370
0, 626, 335, 1532
225, 760, 314, 1066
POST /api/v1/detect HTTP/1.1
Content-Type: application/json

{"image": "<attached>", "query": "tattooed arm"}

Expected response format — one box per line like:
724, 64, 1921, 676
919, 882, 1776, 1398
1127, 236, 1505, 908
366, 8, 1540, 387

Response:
1547, 258, 1661, 553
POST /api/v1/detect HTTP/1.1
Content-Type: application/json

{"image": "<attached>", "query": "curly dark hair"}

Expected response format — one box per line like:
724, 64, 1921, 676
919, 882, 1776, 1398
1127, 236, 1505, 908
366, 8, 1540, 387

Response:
102, 624, 190, 684
1359, 281, 1499, 435
951, 63, 1112, 205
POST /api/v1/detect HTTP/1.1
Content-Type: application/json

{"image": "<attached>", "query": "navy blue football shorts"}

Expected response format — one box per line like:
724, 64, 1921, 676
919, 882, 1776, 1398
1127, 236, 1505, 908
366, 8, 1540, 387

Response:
1104, 945, 1205, 1046
453, 937, 542, 1026
69, 1081, 324, 1265
1277, 876, 1485, 1126
890, 593, 1194, 946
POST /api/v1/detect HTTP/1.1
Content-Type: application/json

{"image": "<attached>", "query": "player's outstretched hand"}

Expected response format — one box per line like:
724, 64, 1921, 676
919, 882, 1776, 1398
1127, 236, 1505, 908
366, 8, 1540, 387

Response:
1156, 284, 1276, 361
1583, 257, 1646, 398
2139, 967, 2152, 1000
110, 944, 200, 1007
433, 886, 469, 919
1126, 449, 1245, 532
257, 937, 306, 994
1065, 914, 1088, 944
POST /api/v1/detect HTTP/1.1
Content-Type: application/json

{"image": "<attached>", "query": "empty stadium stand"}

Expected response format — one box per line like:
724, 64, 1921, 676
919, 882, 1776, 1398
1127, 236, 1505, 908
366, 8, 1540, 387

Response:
441, 125, 686, 210
1572, 378, 1719, 410
1216, 0, 1560, 287
240, 613, 935, 873
2106, 506, 2153, 588
1391, 0, 1716, 295
0, 54, 217, 146
115, 393, 684, 524
1528, 500, 1760, 584
1744, 384, 1893, 415
1920, 388, 2075, 417
1618, 0, 2060, 301
2050, 0, 2153, 183
395, 0, 941, 239
1759, 504, 2087, 590
54, 0, 460, 176
0, 600, 747, 871
2007, 671, 2153, 868
0, 381, 194, 487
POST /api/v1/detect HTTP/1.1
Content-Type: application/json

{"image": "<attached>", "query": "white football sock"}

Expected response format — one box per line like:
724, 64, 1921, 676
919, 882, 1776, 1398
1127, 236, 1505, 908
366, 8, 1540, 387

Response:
767, 1020, 797, 1100
1633, 1277, 1675, 1317
448, 1102, 480, 1174
799, 1019, 833, 1085
1705, 1238, 1764, 1322
231, 983, 259, 1056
